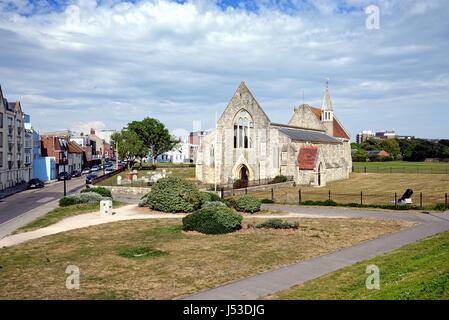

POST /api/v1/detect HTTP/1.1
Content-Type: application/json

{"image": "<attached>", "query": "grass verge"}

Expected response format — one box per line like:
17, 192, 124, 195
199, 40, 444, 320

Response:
266, 230, 449, 300
14, 201, 127, 234
0, 217, 414, 299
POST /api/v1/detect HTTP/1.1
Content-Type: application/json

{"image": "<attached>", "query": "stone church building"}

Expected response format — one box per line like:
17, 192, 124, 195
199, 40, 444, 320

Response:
195, 82, 352, 187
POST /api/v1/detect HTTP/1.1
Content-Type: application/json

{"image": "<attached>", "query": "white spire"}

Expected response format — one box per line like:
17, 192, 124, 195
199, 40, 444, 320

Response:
321, 79, 333, 111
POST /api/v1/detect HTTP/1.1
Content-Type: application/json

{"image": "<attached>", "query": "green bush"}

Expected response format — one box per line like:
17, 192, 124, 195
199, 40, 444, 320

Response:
224, 198, 237, 209
200, 191, 222, 203
270, 175, 288, 184
182, 206, 243, 234
145, 177, 202, 212
59, 196, 80, 207
433, 203, 448, 211
79, 192, 108, 204
81, 186, 112, 198
250, 219, 299, 229
261, 198, 275, 204
235, 195, 261, 213
233, 179, 247, 189
201, 201, 227, 208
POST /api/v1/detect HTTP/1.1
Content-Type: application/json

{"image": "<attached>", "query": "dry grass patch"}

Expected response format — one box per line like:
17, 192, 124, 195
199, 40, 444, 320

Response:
0, 217, 416, 300
250, 173, 449, 208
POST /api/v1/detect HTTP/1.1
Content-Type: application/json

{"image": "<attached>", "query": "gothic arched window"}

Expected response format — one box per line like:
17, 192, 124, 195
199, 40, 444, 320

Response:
234, 110, 253, 149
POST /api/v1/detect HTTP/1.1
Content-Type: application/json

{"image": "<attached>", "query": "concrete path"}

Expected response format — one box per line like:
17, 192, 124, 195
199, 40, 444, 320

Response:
183, 205, 449, 300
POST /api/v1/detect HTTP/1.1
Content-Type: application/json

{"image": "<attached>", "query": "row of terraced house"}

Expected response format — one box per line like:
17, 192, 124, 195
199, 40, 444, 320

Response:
0, 85, 114, 192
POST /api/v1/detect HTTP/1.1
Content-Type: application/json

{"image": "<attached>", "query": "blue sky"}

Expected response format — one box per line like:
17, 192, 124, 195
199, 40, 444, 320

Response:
0, 0, 448, 140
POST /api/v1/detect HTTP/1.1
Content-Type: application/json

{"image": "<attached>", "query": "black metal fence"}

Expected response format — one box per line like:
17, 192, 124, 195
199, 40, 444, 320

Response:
352, 166, 449, 174
92, 167, 126, 185
214, 176, 295, 192
236, 187, 449, 210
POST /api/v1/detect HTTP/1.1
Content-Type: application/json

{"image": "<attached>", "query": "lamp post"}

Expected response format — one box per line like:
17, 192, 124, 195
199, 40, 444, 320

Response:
62, 150, 68, 196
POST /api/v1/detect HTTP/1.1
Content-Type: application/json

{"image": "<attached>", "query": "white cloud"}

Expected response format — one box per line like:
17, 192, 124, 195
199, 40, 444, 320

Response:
0, 0, 448, 139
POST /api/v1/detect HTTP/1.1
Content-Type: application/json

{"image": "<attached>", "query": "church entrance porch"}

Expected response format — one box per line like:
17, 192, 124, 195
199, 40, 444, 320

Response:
240, 165, 249, 184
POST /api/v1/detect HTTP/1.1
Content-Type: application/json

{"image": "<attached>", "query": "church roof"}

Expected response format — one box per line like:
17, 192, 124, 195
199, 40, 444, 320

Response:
297, 146, 318, 170
309, 107, 350, 140
277, 126, 341, 144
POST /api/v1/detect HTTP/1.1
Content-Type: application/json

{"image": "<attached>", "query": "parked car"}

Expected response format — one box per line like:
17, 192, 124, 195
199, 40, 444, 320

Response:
104, 167, 115, 174
27, 178, 45, 189
91, 165, 100, 172
81, 168, 91, 175
57, 172, 72, 181
85, 173, 97, 184
71, 170, 81, 177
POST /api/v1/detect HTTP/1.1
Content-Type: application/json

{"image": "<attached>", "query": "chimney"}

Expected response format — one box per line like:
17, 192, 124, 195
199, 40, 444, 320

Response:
90, 128, 95, 135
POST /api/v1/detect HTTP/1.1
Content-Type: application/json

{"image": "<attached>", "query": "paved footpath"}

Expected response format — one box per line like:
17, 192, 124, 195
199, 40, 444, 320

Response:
183, 205, 449, 300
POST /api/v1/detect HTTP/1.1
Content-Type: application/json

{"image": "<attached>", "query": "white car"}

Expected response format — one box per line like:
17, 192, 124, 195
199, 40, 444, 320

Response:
81, 168, 91, 175
104, 168, 115, 174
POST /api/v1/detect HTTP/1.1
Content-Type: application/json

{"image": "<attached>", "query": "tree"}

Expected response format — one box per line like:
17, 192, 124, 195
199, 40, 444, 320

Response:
127, 117, 179, 163
353, 149, 369, 162
111, 130, 148, 168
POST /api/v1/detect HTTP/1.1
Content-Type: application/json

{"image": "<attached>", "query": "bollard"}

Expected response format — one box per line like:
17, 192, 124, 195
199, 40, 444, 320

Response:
100, 200, 113, 216
394, 193, 397, 208
298, 189, 302, 205
271, 188, 274, 202
360, 191, 363, 206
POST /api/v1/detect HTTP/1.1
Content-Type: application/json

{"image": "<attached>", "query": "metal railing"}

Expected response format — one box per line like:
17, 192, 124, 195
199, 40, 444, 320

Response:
352, 166, 449, 174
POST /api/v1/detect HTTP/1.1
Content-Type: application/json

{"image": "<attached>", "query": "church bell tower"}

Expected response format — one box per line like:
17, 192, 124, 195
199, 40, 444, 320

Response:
321, 80, 334, 137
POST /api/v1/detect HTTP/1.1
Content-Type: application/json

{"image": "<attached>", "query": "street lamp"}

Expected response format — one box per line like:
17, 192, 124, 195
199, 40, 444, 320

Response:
62, 150, 68, 196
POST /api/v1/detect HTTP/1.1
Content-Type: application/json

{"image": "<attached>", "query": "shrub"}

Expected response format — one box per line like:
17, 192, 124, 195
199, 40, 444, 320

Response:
201, 201, 227, 208
81, 186, 112, 198
145, 177, 202, 212
233, 179, 247, 189
433, 203, 448, 211
270, 175, 288, 184
235, 195, 261, 213
59, 195, 80, 207
200, 191, 222, 203
182, 206, 242, 234
224, 198, 237, 209
261, 198, 275, 204
250, 219, 299, 229
79, 192, 107, 205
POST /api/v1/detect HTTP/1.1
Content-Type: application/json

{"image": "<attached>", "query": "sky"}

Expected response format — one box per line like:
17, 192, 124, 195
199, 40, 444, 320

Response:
0, 0, 448, 140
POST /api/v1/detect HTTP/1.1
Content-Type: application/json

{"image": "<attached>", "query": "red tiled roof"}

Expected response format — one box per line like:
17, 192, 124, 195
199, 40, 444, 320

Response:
67, 141, 84, 153
309, 107, 350, 140
298, 146, 318, 170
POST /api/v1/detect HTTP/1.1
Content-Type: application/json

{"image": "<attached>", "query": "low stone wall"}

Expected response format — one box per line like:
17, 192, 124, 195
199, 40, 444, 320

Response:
223, 181, 295, 197
102, 185, 151, 196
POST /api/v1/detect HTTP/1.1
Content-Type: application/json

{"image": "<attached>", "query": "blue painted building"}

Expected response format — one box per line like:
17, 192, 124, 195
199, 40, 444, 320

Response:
24, 115, 56, 181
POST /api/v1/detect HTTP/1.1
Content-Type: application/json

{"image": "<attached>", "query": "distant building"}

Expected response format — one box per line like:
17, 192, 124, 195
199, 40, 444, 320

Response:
156, 137, 190, 163
0, 85, 32, 191
40, 136, 69, 174
356, 130, 375, 144
189, 131, 208, 163
367, 150, 390, 158
375, 130, 396, 139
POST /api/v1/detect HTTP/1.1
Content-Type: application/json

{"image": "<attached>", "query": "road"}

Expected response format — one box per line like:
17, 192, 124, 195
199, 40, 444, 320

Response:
0, 176, 87, 225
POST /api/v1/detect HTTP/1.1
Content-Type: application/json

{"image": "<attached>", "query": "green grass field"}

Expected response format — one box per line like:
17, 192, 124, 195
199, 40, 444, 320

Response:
267, 230, 449, 300
353, 161, 449, 174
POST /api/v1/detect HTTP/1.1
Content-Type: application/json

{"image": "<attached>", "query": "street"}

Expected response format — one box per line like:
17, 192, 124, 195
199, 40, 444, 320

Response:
0, 176, 87, 225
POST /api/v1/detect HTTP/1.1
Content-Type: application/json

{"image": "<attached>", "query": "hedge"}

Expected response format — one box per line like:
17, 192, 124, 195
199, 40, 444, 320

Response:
250, 219, 299, 229
81, 186, 112, 198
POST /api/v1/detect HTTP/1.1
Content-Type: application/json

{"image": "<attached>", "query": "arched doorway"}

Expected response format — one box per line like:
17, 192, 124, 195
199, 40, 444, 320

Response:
240, 165, 249, 184
317, 163, 321, 186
